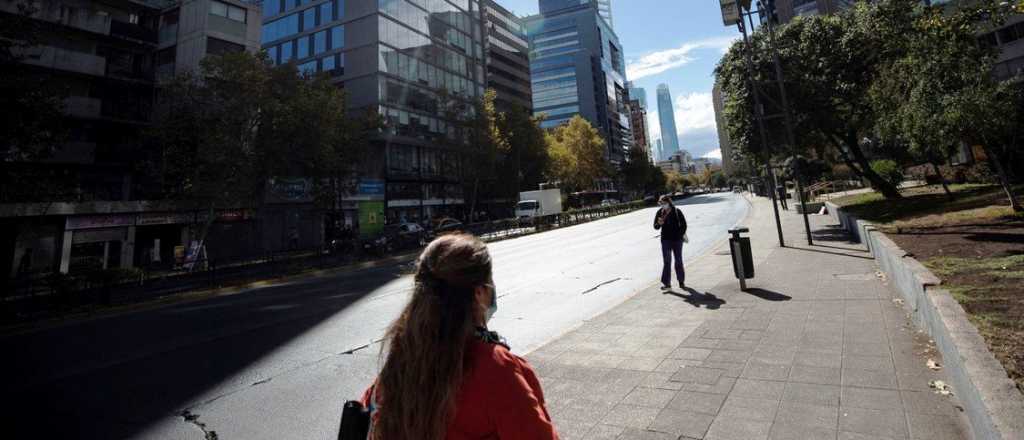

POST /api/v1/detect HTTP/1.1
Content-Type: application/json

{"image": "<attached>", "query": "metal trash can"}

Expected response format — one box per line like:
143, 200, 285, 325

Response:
729, 227, 754, 290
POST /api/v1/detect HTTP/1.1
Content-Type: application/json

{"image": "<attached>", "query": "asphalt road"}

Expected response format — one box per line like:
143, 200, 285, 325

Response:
1, 193, 748, 439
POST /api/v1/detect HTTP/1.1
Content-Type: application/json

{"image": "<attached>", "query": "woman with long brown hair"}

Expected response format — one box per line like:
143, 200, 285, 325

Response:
361, 234, 559, 440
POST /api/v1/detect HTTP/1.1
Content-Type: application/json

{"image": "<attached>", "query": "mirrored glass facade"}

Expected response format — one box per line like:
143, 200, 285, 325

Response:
262, 0, 487, 222
525, 0, 630, 165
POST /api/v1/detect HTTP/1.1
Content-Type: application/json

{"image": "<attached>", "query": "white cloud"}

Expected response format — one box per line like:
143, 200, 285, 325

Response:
625, 36, 738, 80
704, 149, 722, 160
674, 92, 716, 135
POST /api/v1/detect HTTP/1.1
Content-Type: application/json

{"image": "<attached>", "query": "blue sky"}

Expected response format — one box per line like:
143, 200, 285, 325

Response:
498, 0, 738, 159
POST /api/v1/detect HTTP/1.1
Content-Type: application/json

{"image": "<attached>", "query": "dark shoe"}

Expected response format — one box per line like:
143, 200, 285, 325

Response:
660, 284, 671, 291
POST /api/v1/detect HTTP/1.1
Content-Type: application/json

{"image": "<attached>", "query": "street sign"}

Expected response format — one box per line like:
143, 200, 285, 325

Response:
721, 0, 740, 25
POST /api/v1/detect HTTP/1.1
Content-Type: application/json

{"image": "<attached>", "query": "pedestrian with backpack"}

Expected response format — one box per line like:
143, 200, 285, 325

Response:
654, 195, 688, 290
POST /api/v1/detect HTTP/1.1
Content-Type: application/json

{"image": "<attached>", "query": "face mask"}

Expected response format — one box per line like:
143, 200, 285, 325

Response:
485, 285, 498, 323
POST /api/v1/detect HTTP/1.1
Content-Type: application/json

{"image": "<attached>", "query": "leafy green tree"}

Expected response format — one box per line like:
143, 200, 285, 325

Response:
545, 116, 610, 193
0, 2, 70, 203
147, 52, 368, 253
497, 102, 549, 194
716, 1, 913, 199
870, 2, 1022, 210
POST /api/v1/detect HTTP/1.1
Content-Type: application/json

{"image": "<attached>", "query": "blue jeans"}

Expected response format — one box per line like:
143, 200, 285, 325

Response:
661, 239, 685, 287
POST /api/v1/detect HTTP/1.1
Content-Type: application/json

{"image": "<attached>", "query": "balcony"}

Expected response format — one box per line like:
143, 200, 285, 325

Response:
111, 20, 158, 44
21, 46, 106, 77
64, 96, 103, 119
58, 9, 112, 35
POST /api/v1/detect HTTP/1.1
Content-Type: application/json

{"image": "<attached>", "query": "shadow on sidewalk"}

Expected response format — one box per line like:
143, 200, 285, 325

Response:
788, 246, 875, 261
811, 224, 855, 242
744, 288, 791, 302
663, 287, 725, 309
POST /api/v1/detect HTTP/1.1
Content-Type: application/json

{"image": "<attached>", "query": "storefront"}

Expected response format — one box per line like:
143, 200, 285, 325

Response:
349, 179, 385, 238
134, 212, 191, 269
61, 214, 134, 274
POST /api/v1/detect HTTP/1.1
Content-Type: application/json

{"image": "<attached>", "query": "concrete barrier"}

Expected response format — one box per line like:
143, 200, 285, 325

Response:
828, 202, 1024, 440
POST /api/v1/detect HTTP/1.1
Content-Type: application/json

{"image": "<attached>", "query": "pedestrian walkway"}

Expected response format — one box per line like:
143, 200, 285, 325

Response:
526, 195, 971, 440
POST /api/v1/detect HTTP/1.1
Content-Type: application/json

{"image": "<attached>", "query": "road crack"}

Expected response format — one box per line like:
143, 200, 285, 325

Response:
581, 278, 622, 295
181, 410, 218, 440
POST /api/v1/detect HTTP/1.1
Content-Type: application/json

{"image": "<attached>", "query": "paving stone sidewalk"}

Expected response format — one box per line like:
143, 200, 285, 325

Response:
526, 196, 972, 440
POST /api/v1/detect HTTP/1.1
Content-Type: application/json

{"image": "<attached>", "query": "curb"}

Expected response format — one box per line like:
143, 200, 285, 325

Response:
826, 201, 1024, 440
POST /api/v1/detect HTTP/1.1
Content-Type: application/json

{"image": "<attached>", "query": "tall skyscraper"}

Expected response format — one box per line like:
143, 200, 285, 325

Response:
657, 84, 680, 158
656, 139, 664, 163
526, 0, 631, 166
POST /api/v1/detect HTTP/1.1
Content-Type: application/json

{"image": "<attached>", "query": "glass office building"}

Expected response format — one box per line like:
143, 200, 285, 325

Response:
261, 0, 487, 226
525, 0, 630, 166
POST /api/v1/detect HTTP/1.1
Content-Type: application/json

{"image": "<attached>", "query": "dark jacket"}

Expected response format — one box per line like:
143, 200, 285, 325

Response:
654, 206, 687, 242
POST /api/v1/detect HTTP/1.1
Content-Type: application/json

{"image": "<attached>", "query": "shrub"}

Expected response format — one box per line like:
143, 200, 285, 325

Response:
869, 159, 905, 189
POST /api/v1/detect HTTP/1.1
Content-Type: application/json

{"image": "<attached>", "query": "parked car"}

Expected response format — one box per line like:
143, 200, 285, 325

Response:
643, 195, 657, 206
384, 224, 426, 250
599, 199, 617, 207
426, 218, 465, 240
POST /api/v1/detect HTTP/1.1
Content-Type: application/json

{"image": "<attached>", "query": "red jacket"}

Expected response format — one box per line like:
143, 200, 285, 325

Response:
362, 339, 559, 440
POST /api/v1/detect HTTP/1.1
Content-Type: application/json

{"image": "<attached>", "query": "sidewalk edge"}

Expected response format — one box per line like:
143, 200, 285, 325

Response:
826, 201, 1024, 440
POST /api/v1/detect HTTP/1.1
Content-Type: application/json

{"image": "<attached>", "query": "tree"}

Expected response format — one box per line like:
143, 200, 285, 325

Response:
0, 1, 70, 203
715, 1, 913, 199
147, 52, 367, 255
545, 116, 610, 193
497, 103, 549, 195
871, 2, 1022, 210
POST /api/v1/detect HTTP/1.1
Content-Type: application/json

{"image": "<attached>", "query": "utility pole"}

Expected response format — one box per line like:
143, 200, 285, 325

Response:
758, 0, 813, 246
721, 0, 785, 247
719, 0, 816, 247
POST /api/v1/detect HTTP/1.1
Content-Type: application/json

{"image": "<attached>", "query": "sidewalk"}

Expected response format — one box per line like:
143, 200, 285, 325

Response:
526, 195, 971, 440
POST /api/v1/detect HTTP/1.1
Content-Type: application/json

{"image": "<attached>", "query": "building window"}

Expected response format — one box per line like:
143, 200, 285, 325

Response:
262, 13, 298, 43
331, 24, 344, 49
207, 37, 246, 56
319, 1, 333, 23
297, 35, 310, 58
302, 7, 316, 31
281, 41, 293, 62
264, 0, 282, 17
314, 29, 327, 54
211, 1, 246, 23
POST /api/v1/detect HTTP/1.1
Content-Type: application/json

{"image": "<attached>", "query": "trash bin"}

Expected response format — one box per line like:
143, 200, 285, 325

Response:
728, 227, 754, 290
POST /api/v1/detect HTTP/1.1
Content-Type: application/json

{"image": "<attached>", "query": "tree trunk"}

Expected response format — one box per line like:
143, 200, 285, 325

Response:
982, 145, 1023, 212
832, 131, 902, 199
931, 161, 953, 201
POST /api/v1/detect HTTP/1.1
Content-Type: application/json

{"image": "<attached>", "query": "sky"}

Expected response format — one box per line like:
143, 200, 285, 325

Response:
498, 0, 738, 160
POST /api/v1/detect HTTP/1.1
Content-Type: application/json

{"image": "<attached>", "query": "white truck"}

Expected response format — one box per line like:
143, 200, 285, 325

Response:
516, 189, 563, 221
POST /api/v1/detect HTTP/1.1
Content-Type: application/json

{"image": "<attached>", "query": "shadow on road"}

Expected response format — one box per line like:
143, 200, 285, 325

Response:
743, 288, 791, 302
663, 287, 725, 309
675, 195, 729, 206
1, 262, 404, 439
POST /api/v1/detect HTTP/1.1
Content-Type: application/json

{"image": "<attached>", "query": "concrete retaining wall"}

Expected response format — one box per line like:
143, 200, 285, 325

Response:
826, 202, 1024, 440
